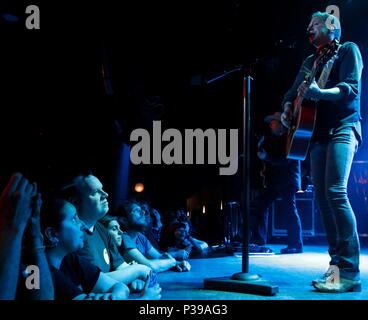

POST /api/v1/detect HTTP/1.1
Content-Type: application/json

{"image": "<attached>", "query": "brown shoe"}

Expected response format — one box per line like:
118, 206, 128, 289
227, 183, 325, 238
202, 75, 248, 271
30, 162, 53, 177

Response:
313, 277, 361, 293
311, 265, 337, 285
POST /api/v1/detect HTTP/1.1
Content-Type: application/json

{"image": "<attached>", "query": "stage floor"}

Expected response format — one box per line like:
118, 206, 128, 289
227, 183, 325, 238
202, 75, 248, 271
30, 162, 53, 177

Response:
157, 244, 368, 300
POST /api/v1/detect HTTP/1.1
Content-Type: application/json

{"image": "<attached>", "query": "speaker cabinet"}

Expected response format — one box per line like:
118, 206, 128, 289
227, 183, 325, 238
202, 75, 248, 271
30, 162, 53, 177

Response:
270, 193, 317, 237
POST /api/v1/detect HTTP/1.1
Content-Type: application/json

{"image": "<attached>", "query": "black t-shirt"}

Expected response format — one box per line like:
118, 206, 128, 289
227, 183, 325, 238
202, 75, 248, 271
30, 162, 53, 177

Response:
77, 222, 124, 273
50, 252, 100, 300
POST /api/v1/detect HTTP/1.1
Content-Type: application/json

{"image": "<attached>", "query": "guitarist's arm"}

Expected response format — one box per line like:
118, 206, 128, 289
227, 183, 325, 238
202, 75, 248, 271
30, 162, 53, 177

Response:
282, 58, 314, 109
281, 57, 314, 128
296, 43, 363, 103
298, 80, 343, 101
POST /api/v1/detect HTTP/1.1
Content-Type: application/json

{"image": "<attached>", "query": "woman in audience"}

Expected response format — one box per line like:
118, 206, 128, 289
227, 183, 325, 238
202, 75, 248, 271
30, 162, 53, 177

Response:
42, 199, 161, 300
100, 215, 123, 248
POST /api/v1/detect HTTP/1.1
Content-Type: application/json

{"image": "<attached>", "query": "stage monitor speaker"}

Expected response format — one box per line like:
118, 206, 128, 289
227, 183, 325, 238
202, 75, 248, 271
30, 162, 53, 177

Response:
270, 193, 319, 238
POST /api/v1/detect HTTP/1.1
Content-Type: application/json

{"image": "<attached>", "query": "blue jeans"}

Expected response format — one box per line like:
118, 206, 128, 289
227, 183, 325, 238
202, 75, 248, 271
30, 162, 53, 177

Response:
310, 126, 360, 280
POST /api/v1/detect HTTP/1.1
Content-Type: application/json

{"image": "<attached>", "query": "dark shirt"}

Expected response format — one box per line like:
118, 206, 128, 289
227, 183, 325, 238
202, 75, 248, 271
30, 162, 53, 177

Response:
120, 232, 153, 258
259, 133, 301, 191
77, 222, 124, 273
50, 253, 100, 300
282, 42, 363, 144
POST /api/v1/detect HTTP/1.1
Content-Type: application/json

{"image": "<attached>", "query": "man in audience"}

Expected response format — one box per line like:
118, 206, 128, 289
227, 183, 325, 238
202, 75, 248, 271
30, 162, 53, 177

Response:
115, 200, 191, 272
140, 201, 163, 250
59, 174, 153, 291
162, 220, 209, 259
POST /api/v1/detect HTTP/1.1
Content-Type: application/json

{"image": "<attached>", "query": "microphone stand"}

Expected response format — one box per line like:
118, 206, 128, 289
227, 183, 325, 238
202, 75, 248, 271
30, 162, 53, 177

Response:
204, 63, 278, 296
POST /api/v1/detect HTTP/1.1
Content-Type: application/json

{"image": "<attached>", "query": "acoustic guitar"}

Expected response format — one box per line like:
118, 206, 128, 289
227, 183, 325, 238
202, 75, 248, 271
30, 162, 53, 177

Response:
286, 39, 340, 160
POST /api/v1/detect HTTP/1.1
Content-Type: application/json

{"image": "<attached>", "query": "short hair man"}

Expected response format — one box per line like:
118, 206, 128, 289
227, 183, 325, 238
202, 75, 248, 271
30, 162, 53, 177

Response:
60, 174, 153, 292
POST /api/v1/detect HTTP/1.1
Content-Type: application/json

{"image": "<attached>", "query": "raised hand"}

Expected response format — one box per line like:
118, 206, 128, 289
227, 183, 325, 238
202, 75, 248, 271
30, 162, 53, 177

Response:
0, 173, 35, 233
26, 191, 44, 246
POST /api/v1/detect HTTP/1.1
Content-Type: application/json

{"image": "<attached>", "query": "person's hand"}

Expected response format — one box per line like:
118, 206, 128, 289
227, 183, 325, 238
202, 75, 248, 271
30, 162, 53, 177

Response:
180, 260, 191, 272
130, 279, 146, 292
26, 191, 43, 244
81, 293, 114, 300
281, 102, 293, 128
297, 80, 322, 100
174, 260, 191, 272
141, 283, 162, 300
140, 271, 162, 300
0, 173, 35, 233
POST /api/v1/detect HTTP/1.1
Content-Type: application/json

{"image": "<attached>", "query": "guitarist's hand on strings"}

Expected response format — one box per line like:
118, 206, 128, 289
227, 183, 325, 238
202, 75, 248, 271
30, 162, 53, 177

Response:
297, 80, 322, 100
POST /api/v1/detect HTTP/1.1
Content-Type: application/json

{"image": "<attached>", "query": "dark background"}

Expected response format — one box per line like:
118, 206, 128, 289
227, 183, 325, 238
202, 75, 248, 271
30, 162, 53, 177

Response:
1, 0, 367, 220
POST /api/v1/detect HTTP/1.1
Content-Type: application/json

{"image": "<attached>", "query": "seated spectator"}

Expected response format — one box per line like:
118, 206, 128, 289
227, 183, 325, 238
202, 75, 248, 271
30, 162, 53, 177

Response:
0, 173, 54, 300
99, 215, 123, 248
115, 200, 191, 272
140, 201, 162, 251
160, 209, 208, 259
162, 221, 209, 259
42, 198, 161, 300
58, 173, 154, 292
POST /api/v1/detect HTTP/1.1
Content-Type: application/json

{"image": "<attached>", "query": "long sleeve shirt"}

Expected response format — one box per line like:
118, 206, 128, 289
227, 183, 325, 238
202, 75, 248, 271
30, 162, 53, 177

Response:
282, 41, 363, 144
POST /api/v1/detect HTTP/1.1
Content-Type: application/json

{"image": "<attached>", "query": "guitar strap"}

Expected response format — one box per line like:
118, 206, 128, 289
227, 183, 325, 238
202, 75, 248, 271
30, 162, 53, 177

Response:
314, 45, 341, 100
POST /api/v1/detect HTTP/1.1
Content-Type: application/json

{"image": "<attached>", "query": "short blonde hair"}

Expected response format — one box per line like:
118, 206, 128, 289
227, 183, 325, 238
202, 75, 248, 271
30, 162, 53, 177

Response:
312, 11, 341, 40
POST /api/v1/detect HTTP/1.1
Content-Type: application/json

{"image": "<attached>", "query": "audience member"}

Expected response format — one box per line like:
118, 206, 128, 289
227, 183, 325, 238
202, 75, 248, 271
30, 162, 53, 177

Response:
161, 220, 209, 259
140, 201, 162, 251
100, 215, 123, 247
160, 209, 209, 259
115, 200, 191, 272
0, 173, 54, 300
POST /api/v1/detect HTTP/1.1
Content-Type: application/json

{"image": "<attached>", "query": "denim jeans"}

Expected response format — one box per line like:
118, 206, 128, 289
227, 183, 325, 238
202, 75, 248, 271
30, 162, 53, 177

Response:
251, 188, 303, 249
310, 126, 360, 280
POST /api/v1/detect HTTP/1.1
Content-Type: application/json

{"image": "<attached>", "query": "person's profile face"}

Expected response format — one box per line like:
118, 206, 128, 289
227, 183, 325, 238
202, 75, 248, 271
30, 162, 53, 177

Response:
307, 16, 331, 47
57, 202, 85, 253
78, 175, 109, 220
107, 220, 123, 247
174, 227, 187, 241
128, 203, 146, 228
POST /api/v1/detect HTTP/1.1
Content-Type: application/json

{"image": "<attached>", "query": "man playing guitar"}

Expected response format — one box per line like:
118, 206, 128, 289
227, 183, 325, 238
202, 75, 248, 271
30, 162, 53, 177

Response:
281, 11, 363, 293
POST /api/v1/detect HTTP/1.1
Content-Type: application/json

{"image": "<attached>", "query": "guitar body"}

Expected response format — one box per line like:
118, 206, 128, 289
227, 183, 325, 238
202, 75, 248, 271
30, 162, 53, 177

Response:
286, 96, 317, 160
